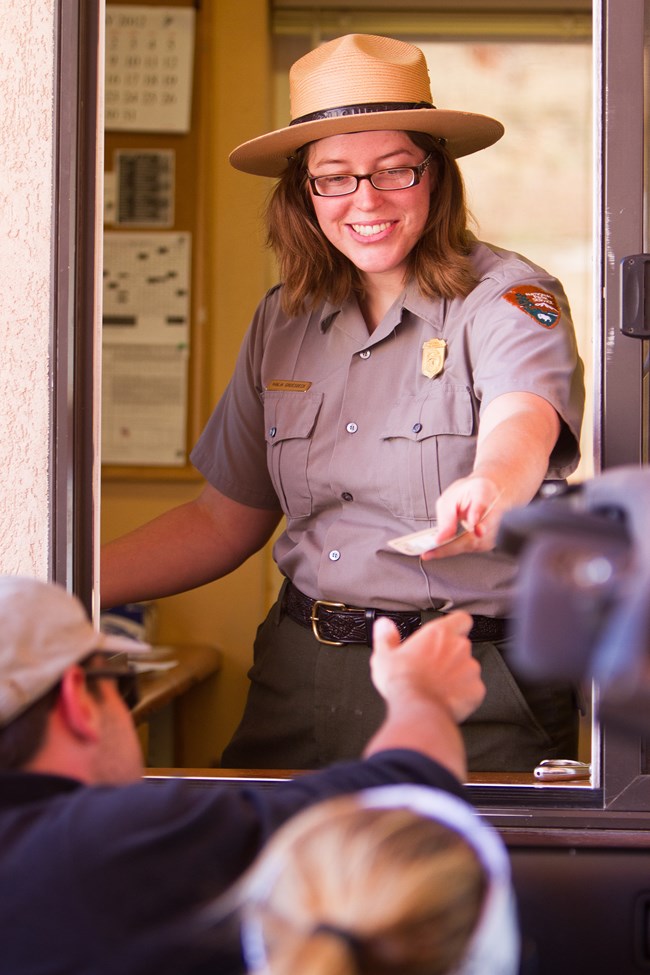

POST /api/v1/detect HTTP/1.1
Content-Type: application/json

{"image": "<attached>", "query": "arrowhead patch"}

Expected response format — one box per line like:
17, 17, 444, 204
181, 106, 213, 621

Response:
502, 285, 561, 329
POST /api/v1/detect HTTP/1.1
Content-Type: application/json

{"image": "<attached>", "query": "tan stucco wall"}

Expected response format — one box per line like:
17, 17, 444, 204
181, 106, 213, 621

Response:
0, 0, 54, 575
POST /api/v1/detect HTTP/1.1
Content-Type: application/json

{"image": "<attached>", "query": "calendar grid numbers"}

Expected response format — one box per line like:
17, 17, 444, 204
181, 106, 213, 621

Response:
105, 5, 195, 133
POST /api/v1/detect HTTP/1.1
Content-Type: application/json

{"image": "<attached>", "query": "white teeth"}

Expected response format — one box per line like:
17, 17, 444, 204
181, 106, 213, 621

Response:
352, 222, 391, 237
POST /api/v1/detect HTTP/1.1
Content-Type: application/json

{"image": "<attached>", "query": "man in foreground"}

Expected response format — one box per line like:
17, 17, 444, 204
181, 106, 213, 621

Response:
0, 575, 484, 975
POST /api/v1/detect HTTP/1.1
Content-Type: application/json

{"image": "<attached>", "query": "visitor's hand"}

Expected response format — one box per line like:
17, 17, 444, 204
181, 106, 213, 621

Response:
370, 612, 485, 723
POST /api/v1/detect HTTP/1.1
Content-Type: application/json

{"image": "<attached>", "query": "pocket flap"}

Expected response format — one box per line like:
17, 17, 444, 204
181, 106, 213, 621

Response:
263, 390, 323, 445
381, 387, 474, 441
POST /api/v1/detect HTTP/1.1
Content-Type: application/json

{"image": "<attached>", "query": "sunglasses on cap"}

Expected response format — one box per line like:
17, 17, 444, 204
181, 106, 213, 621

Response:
82, 652, 140, 710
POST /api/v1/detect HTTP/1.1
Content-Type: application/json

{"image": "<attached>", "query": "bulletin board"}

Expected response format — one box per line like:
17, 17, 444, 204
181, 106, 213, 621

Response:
102, 0, 206, 479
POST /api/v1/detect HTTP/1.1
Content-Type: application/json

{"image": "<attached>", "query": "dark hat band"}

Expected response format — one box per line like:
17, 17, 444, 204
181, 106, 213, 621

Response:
290, 100, 435, 126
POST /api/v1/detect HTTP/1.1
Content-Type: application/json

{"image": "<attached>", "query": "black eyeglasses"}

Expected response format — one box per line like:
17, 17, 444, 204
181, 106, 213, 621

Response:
308, 153, 432, 198
83, 652, 140, 710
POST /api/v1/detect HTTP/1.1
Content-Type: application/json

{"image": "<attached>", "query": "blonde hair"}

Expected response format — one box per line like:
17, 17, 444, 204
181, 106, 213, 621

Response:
266, 132, 478, 318
237, 793, 486, 975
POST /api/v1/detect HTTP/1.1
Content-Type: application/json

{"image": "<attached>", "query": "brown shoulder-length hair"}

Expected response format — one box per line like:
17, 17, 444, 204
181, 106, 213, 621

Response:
266, 131, 478, 317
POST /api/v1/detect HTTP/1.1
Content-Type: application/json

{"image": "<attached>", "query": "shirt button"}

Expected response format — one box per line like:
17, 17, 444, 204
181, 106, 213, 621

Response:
269, 426, 277, 438
341, 492, 353, 502
412, 422, 422, 434
359, 349, 371, 359
346, 422, 358, 434
329, 550, 341, 561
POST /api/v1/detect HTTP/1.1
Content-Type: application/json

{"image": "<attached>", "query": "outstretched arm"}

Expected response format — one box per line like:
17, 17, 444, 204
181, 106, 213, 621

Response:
365, 612, 485, 782
100, 483, 282, 609
426, 390, 560, 558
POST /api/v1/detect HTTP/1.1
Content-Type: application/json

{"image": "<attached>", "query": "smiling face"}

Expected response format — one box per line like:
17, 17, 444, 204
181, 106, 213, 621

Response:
306, 130, 433, 293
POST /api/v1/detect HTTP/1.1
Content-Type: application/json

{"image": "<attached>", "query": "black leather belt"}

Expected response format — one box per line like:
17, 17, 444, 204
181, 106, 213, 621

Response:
283, 582, 509, 647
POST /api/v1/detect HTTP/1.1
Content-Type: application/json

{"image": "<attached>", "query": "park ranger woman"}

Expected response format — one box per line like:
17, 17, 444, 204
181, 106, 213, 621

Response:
102, 33, 584, 773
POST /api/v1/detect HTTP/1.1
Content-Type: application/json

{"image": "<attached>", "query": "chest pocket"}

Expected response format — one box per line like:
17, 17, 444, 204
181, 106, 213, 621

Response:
378, 386, 476, 520
263, 390, 323, 518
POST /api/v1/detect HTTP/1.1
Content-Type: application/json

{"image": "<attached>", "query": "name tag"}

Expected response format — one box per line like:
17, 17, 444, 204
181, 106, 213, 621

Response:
266, 380, 312, 392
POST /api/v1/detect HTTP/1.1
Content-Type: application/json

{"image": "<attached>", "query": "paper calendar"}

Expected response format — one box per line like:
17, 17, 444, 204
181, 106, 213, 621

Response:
105, 5, 195, 133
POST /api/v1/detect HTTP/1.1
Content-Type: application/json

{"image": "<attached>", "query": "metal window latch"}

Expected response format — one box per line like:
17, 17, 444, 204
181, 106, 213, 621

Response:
621, 254, 650, 338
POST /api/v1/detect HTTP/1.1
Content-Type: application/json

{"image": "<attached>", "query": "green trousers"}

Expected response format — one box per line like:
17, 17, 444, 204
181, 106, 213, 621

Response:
221, 590, 579, 772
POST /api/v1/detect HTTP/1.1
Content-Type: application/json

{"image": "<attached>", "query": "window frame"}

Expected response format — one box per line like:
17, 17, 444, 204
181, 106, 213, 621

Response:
56, 0, 650, 830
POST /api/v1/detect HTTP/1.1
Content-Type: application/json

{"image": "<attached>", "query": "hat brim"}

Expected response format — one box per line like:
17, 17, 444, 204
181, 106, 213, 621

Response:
229, 108, 504, 177
95, 631, 152, 656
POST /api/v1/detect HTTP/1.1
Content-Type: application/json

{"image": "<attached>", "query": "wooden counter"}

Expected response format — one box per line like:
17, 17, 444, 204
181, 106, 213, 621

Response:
143, 767, 591, 788
133, 644, 222, 768
133, 644, 222, 723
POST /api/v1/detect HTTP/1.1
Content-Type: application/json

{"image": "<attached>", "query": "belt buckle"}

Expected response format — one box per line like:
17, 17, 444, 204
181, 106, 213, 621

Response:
310, 599, 347, 646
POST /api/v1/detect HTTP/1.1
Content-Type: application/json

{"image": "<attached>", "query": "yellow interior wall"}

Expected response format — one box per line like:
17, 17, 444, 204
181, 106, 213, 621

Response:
101, 0, 274, 766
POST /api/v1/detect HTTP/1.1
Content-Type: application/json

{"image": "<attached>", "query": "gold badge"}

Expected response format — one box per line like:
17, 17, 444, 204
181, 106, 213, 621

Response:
421, 339, 446, 378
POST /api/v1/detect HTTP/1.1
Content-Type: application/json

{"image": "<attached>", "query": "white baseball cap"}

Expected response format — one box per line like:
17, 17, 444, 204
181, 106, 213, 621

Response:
0, 576, 150, 726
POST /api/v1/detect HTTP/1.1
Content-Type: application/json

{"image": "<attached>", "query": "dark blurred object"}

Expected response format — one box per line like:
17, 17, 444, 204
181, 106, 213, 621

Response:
100, 601, 158, 643
497, 466, 650, 736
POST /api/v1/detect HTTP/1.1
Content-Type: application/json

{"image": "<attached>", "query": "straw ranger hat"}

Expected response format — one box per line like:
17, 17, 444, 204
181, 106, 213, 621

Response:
229, 33, 504, 177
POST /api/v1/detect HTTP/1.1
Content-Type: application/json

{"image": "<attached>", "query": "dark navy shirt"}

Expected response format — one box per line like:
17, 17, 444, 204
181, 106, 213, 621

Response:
0, 750, 464, 975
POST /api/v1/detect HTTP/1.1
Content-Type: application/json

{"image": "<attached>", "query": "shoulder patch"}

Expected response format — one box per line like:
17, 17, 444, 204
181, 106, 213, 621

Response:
502, 285, 561, 329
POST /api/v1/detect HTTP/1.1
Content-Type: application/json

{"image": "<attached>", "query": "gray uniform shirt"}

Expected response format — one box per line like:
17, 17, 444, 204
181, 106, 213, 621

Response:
191, 240, 584, 616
